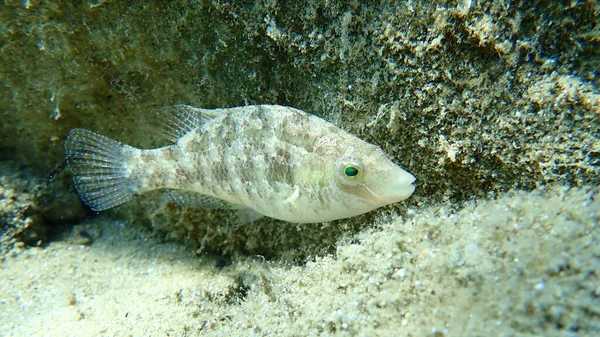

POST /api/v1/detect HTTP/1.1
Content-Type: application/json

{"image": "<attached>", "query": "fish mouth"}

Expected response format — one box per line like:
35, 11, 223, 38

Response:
362, 171, 416, 205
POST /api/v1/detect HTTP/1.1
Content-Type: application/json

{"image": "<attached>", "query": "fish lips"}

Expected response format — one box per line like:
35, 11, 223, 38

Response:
377, 171, 416, 204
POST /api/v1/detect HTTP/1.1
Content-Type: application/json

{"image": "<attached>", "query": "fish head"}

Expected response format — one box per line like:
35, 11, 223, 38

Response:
331, 144, 416, 212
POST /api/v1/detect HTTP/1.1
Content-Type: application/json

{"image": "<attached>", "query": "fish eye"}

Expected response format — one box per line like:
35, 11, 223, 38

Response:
336, 158, 363, 185
344, 166, 359, 177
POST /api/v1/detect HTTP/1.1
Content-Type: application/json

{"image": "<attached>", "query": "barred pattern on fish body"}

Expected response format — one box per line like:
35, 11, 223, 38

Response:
65, 105, 415, 223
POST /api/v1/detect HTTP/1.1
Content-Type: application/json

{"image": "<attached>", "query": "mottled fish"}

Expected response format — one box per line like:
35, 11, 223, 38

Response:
65, 105, 415, 223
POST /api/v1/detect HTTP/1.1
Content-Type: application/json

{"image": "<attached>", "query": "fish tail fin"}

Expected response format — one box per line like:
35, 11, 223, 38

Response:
65, 128, 137, 211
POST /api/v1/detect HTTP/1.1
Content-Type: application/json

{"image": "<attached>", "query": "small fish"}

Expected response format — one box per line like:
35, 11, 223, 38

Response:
65, 105, 415, 223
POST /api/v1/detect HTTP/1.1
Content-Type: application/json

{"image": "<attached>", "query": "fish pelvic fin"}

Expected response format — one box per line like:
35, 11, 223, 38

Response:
65, 128, 136, 211
156, 104, 228, 142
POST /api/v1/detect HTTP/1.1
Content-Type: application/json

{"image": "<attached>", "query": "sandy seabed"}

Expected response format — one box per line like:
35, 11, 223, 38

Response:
1, 185, 598, 337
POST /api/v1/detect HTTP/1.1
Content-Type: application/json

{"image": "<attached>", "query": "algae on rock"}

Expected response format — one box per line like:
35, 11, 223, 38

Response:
0, 0, 598, 256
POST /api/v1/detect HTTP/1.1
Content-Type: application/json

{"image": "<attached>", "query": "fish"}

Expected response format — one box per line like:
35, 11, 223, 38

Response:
65, 104, 415, 223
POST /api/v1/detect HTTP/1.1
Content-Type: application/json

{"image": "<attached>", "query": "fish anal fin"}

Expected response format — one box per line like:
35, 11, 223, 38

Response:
165, 190, 264, 223
235, 208, 264, 223
165, 190, 245, 210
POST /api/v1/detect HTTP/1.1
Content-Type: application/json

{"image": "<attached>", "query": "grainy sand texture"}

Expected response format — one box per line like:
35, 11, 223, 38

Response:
1, 186, 598, 336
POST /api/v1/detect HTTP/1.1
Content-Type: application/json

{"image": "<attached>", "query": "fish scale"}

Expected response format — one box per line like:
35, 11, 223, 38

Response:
65, 104, 416, 223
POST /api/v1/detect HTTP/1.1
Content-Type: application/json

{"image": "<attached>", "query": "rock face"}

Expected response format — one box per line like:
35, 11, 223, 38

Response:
1, 1, 598, 254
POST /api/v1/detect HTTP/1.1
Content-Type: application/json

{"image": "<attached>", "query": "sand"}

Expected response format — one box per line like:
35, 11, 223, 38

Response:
1, 185, 598, 336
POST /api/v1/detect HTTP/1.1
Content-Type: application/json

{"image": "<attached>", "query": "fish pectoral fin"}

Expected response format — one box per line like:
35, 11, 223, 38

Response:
282, 185, 300, 205
165, 190, 245, 210
155, 104, 228, 143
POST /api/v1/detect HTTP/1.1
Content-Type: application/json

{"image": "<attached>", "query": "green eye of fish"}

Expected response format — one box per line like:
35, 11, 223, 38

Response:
344, 166, 359, 177
337, 158, 363, 185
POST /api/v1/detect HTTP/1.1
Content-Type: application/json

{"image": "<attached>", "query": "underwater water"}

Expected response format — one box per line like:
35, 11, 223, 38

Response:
1, 1, 598, 336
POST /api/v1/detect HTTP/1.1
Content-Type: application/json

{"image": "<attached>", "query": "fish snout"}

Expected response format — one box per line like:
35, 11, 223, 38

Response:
378, 169, 416, 204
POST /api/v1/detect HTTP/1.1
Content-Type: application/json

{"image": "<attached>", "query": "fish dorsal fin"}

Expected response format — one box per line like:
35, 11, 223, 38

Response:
157, 105, 227, 143
165, 190, 246, 210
